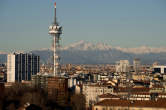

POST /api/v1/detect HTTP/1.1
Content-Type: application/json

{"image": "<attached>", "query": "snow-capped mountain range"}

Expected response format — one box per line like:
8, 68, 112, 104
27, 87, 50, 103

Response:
1, 40, 165, 54
1, 40, 166, 64
62, 40, 166, 54
62, 40, 112, 51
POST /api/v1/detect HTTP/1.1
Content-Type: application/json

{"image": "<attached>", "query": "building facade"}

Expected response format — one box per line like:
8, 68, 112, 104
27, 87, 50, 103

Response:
93, 99, 166, 110
82, 84, 114, 107
47, 76, 68, 106
153, 65, 166, 74
116, 60, 130, 73
133, 58, 141, 74
7, 53, 40, 82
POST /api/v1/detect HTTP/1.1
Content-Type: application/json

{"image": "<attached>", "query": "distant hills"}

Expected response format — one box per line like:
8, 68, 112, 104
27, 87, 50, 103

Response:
1, 40, 166, 64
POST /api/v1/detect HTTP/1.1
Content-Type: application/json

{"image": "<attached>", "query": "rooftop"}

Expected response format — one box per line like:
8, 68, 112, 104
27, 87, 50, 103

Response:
98, 93, 120, 99
95, 99, 166, 108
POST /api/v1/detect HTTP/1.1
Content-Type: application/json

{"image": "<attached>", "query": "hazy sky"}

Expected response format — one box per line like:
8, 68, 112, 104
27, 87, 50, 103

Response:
0, 0, 166, 52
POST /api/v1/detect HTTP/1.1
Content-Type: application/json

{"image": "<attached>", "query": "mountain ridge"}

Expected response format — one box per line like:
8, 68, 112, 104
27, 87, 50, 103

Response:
1, 41, 166, 64
62, 40, 166, 54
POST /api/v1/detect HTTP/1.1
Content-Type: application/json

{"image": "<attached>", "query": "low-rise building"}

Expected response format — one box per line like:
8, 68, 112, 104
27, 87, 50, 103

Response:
153, 65, 166, 74
97, 93, 120, 102
82, 84, 114, 107
93, 99, 166, 110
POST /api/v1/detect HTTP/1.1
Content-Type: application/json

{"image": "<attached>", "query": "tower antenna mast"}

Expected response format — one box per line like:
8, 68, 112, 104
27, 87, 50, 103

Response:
49, 2, 62, 76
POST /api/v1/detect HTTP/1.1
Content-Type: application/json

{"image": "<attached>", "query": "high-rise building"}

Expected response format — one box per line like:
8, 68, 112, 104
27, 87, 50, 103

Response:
7, 53, 40, 82
116, 60, 130, 73
133, 58, 141, 74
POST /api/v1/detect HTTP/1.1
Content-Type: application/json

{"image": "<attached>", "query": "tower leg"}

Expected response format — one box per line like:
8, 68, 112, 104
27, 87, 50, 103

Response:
53, 36, 56, 76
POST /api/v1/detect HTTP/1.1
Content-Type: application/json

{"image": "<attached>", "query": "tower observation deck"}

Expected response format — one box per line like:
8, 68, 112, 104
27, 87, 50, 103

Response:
48, 2, 62, 76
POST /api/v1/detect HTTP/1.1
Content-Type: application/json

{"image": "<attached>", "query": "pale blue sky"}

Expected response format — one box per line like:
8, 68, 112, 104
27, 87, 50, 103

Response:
0, 0, 166, 52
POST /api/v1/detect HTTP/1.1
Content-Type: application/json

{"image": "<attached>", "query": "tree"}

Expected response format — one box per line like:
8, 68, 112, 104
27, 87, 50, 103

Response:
70, 94, 86, 110
6, 103, 16, 110
20, 91, 46, 107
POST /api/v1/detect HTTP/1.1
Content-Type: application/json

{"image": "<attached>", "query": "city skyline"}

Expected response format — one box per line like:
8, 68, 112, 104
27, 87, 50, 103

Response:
0, 0, 166, 52
1, 1, 166, 109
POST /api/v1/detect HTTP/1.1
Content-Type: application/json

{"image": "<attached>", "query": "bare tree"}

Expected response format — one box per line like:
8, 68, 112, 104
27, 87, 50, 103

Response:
6, 103, 16, 110
70, 94, 86, 110
20, 91, 46, 107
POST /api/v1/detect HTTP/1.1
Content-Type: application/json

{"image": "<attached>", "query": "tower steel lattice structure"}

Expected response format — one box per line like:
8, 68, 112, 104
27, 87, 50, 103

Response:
49, 2, 62, 76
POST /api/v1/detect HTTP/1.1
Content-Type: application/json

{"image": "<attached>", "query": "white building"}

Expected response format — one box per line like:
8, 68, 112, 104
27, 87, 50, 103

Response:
116, 60, 130, 73
7, 53, 40, 82
153, 65, 166, 74
75, 84, 81, 94
68, 77, 77, 88
82, 84, 114, 107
